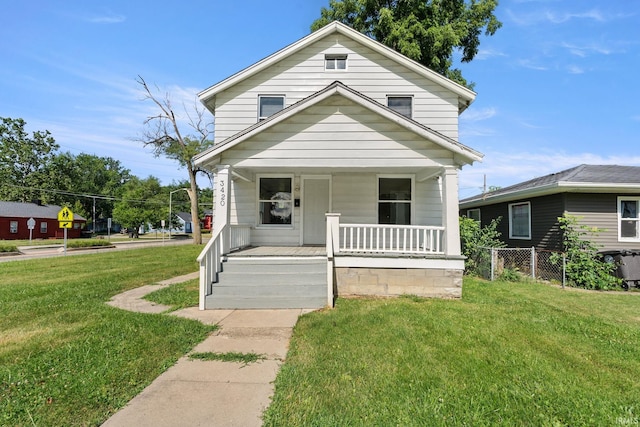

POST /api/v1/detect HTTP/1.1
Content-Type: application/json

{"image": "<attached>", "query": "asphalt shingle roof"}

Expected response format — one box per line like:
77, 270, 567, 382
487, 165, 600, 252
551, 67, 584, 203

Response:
0, 201, 87, 220
461, 164, 640, 205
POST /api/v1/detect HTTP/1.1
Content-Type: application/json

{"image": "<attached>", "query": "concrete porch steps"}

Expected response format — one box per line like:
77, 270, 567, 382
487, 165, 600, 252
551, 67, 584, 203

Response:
205, 256, 328, 309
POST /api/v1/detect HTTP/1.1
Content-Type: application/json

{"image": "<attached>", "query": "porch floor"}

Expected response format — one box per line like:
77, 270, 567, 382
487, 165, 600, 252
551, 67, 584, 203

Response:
228, 246, 326, 257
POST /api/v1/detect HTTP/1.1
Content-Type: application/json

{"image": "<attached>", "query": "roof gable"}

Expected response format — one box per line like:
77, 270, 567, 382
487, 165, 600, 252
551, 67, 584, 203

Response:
194, 81, 482, 169
198, 21, 475, 113
460, 164, 640, 207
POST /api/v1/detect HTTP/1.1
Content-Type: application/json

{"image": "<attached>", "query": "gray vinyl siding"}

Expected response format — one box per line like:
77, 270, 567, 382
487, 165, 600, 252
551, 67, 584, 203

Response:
566, 193, 640, 251
213, 33, 459, 145
468, 194, 565, 250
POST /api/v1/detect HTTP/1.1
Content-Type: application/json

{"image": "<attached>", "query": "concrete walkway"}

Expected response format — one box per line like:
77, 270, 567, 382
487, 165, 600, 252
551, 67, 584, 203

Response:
103, 272, 310, 426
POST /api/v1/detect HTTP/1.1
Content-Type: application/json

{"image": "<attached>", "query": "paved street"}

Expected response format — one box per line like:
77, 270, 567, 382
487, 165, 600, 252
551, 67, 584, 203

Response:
0, 237, 201, 263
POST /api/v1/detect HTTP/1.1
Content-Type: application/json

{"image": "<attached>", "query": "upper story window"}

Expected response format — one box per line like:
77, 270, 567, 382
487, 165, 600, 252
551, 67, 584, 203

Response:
325, 54, 347, 70
378, 177, 412, 225
619, 197, 640, 241
387, 96, 413, 119
258, 95, 285, 121
509, 201, 531, 240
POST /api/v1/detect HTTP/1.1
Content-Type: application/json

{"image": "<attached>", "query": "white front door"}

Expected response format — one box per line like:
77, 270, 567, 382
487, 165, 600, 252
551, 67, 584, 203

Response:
303, 177, 330, 245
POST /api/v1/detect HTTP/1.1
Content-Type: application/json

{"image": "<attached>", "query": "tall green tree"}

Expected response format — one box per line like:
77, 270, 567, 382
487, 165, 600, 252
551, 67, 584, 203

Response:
112, 176, 165, 237
311, 0, 502, 88
136, 76, 214, 245
0, 117, 59, 202
48, 153, 132, 228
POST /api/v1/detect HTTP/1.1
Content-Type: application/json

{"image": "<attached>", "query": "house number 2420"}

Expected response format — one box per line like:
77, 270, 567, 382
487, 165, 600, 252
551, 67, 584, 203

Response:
219, 180, 226, 207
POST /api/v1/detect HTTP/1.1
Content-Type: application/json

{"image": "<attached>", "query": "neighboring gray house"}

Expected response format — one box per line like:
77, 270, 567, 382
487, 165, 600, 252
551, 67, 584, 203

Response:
174, 212, 193, 234
193, 21, 483, 310
459, 164, 640, 251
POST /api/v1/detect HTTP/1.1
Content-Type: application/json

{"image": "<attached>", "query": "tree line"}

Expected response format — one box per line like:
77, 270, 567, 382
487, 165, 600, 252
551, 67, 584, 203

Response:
0, 117, 212, 235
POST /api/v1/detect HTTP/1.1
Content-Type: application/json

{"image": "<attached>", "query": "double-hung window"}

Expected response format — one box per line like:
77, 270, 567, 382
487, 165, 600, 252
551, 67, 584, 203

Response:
619, 197, 640, 241
387, 96, 412, 119
40, 222, 47, 233
378, 177, 412, 225
258, 95, 284, 121
258, 177, 293, 226
509, 202, 531, 239
10, 221, 18, 234
325, 54, 347, 70
467, 209, 481, 223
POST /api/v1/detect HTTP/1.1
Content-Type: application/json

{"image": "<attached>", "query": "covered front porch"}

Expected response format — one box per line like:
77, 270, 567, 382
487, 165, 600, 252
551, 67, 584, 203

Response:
197, 199, 465, 309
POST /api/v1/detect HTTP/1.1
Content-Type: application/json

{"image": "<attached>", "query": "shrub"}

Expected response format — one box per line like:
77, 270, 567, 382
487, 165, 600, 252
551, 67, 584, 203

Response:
67, 239, 113, 249
549, 214, 620, 290
460, 216, 505, 276
0, 243, 19, 253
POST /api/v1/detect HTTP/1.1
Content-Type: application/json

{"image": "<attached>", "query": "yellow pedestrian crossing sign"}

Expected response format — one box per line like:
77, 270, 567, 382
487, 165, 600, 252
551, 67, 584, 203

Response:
58, 207, 74, 228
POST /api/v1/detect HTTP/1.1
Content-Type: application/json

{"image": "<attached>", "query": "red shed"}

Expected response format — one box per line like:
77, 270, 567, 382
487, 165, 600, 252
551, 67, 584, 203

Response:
0, 201, 86, 240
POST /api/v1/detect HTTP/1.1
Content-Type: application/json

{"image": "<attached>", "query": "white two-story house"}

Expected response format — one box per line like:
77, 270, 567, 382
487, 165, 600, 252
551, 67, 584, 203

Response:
195, 21, 483, 310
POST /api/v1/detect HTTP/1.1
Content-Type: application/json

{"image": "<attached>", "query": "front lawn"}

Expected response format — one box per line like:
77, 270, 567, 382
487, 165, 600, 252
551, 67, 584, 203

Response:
0, 245, 214, 426
264, 279, 640, 426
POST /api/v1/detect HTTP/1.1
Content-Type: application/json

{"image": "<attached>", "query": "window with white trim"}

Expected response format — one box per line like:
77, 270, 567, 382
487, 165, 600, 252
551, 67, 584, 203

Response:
509, 202, 531, 239
467, 209, 481, 222
619, 197, 640, 241
325, 54, 347, 70
40, 222, 47, 233
258, 95, 284, 120
387, 96, 412, 119
378, 177, 412, 225
10, 221, 18, 234
258, 177, 293, 225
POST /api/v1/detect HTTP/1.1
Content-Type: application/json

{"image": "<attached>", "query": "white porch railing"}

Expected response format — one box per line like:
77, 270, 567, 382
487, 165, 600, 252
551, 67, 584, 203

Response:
197, 224, 251, 310
230, 224, 251, 251
338, 223, 445, 255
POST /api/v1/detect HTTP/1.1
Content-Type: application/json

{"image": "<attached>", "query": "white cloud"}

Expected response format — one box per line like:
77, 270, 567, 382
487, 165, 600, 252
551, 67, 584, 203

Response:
567, 65, 585, 74
85, 13, 126, 24
459, 151, 640, 198
475, 49, 507, 60
516, 59, 548, 71
561, 42, 613, 57
508, 8, 610, 26
461, 107, 497, 122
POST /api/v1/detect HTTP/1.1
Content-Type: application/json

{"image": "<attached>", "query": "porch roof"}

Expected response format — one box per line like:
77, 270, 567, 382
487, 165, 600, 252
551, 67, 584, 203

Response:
193, 81, 483, 173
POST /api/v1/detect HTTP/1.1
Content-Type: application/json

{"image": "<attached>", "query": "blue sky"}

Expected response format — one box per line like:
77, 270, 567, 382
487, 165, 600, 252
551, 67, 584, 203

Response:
2, 1, 639, 198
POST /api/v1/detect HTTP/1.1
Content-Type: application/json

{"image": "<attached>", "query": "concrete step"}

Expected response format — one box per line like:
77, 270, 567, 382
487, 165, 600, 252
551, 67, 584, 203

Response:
205, 295, 327, 310
206, 256, 328, 309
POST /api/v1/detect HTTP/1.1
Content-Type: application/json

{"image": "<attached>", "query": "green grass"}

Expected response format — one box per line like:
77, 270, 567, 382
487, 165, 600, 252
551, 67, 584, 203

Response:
189, 352, 266, 365
0, 245, 215, 426
144, 279, 200, 311
263, 279, 640, 426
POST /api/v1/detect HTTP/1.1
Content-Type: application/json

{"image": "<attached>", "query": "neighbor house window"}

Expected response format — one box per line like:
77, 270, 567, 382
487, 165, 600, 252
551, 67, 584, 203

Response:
258, 95, 285, 120
10, 221, 18, 234
619, 197, 640, 241
387, 96, 412, 119
258, 177, 293, 225
378, 177, 412, 225
325, 54, 347, 70
40, 222, 47, 233
467, 209, 481, 222
509, 202, 531, 239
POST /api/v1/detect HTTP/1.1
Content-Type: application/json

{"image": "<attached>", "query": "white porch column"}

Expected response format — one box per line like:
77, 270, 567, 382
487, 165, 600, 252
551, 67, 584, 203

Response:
212, 165, 231, 254
442, 167, 461, 256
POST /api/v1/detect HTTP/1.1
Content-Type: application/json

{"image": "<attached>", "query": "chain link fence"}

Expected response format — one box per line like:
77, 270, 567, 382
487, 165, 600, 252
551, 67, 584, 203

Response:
477, 247, 566, 285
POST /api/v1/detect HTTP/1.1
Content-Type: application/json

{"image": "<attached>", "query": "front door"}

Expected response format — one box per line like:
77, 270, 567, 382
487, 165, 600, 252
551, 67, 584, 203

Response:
303, 177, 330, 245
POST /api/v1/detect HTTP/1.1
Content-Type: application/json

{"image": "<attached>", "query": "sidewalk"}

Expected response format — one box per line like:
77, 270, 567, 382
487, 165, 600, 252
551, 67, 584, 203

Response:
103, 272, 310, 426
